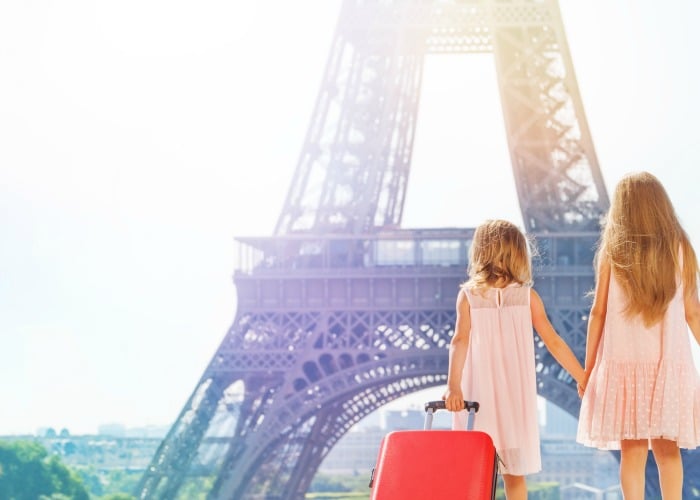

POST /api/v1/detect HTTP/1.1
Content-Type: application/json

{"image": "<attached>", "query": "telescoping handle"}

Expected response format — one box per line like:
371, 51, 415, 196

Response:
423, 400, 479, 430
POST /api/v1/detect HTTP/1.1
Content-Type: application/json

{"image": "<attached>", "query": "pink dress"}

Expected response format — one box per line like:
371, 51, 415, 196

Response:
577, 270, 700, 450
452, 284, 541, 475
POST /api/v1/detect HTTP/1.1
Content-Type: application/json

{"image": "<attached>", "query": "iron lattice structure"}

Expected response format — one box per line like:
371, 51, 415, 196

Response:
137, 1, 700, 498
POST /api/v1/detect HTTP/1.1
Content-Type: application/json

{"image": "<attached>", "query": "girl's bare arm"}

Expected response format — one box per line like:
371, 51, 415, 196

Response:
530, 289, 585, 384
443, 289, 471, 411
685, 282, 700, 346
582, 257, 611, 389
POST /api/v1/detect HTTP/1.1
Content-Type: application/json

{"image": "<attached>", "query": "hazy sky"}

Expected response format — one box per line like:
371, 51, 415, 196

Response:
1, 0, 699, 435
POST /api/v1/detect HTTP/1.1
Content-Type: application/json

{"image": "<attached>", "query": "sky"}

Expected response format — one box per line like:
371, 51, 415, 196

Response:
1, 0, 699, 436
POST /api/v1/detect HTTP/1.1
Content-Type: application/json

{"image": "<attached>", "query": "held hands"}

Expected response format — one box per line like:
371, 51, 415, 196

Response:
577, 382, 586, 398
442, 387, 465, 412
577, 370, 591, 398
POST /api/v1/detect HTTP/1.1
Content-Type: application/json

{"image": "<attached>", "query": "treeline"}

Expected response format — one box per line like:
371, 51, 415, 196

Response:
0, 440, 135, 500
0, 440, 89, 500
1, 440, 560, 499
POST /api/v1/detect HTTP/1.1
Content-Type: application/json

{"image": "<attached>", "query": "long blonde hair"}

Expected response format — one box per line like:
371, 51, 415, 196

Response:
466, 219, 532, 289
599, 171, 698, 326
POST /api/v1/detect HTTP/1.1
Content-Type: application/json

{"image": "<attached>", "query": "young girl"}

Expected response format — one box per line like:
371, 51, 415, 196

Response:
443, 219, 585, 500
577, 172, 700, 499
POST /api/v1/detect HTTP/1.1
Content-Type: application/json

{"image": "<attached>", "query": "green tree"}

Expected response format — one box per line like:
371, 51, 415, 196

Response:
0, 440, 89, 500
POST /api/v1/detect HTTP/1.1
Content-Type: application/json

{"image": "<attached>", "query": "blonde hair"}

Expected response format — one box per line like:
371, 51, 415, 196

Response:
599, 171, 698, 326
465, 219, 532, 289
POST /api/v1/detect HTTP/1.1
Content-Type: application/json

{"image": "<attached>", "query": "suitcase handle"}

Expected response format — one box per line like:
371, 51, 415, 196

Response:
423, 400, 479, 430
424, 400, 479, 413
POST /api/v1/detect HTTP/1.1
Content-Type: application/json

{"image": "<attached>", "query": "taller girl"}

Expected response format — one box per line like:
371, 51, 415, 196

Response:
577, 171, 700, 499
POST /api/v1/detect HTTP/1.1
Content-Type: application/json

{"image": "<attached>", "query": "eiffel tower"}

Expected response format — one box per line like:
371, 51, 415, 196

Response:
136, 1, 700, 498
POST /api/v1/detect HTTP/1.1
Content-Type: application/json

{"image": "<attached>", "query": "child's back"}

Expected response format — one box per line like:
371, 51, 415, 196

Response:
578, 262, 700, 450
454, 283, 541, 475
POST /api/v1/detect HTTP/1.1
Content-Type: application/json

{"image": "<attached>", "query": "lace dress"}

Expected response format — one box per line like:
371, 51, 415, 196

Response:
452, 284, 541, 475
577, 271, 700, 450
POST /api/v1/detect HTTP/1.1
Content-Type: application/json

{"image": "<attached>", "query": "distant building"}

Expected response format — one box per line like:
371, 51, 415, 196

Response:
534, 401, 620, 497
1, 422, 168, 472
319, 426, 385, 474
383, 409, 423, 431
98, 423, 127, 437
532, 438, 620, 496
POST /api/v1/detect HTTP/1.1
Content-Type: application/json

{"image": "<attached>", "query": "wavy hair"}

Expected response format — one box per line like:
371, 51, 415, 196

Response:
599, 171, 698, 326
465, 219, 533, 290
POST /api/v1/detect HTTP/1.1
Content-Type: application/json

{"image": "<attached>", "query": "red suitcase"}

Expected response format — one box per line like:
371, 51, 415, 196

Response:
369, 401, 497, 500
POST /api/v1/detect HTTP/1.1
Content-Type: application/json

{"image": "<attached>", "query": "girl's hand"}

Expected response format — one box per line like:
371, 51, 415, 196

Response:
442, 388, 465, 412
577, 369, 592, 398
576, 368, 593, 398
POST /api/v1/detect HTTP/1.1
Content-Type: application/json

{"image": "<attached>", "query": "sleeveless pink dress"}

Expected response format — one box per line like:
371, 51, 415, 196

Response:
577, 270, 700, 450
452, 284, 541, 475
